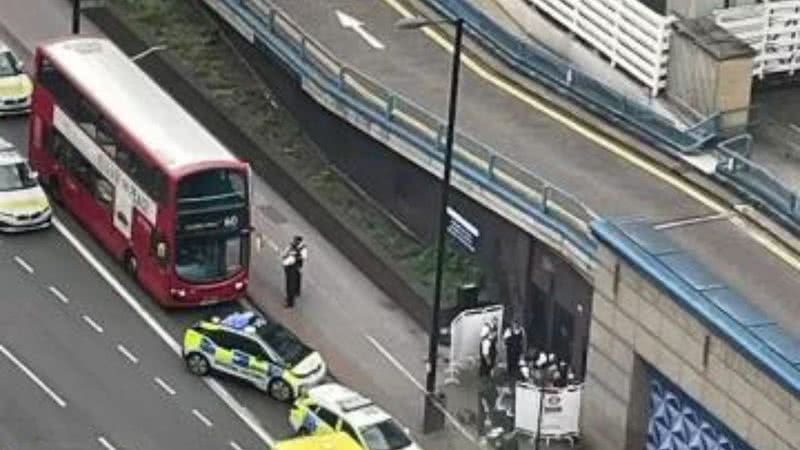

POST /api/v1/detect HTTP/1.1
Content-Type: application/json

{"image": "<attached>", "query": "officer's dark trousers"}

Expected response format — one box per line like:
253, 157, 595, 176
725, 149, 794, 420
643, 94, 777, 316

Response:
284, 266, 301, 307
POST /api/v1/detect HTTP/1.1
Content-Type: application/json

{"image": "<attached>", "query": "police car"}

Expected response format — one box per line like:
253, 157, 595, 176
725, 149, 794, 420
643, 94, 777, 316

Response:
272, 432, 361, 450
0, 137, 52, 232
289, 383, 422, 450
0, 42, 32, 116
182, 311, 326, 402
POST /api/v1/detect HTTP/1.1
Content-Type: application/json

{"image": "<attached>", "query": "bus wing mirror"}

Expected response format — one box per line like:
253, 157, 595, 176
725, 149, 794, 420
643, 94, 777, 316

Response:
156, 242, 167, 259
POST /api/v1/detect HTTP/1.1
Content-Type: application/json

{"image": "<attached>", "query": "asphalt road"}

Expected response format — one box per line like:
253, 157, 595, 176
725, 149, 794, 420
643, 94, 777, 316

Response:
0, 117, 296, 450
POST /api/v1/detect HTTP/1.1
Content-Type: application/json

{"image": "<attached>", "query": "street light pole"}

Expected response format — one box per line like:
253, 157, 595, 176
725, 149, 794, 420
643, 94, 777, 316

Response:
72, 0, 81, 34
423, 17, 464, 433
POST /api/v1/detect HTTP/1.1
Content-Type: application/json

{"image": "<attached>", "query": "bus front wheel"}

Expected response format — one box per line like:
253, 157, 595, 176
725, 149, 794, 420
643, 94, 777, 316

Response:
124, 252, 138, 277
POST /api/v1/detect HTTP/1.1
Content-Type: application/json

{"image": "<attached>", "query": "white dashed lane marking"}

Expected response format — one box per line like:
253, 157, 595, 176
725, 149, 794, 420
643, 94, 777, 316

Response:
48, 285, 70, 304
191, 409, 214, 428
97, 436, 117, 450
154, 377, 176, 396
81, 315, 104, 334
13, 255, 34, 274
230, 441, 245, 450
116, 344, 139, 364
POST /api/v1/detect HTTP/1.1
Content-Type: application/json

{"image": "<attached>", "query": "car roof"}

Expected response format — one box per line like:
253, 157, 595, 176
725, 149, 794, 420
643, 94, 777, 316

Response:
0, 41, 9, 54
308, 383, 392, 428
272, 432, 361, 450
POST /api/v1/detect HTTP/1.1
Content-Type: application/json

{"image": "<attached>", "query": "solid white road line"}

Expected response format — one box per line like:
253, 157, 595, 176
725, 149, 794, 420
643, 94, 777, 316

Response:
48, 285, 70, 304
154, 377, 176, 396
192, 409, 214, 427
97, 436, 117, 450
0, 343, 67, 408
13, 255, 34, 274
230, 441, 245, 450
81, 315, 104, 334
116, 344, 139, 364
364, 335, 477, 443
53, 218, 275, 447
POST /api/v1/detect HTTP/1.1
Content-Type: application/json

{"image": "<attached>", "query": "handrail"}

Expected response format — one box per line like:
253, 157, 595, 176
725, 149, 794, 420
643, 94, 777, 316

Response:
210, 0, 599, 259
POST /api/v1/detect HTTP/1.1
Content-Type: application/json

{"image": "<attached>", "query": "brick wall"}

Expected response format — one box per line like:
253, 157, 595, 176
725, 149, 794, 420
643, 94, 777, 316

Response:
581, 244, 800, 450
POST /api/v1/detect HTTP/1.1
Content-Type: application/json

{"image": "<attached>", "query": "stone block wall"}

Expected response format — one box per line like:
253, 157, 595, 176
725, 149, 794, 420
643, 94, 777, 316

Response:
581, 244, 800, 450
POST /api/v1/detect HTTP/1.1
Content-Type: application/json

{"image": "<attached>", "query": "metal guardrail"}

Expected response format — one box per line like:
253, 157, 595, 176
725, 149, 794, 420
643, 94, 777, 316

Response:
716, 134, 800, 226
419, 0, 719, 153
207, 0, 598, 256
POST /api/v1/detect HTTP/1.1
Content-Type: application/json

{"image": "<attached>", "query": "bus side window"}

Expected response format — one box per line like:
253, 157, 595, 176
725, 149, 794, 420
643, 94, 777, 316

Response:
76, 98, 100, 139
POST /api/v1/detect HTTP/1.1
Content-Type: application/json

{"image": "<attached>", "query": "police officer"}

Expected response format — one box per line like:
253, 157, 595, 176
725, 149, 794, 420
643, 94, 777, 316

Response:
502, 320, 526, 380
479, 321, 498, 378
282, 236, 307, 308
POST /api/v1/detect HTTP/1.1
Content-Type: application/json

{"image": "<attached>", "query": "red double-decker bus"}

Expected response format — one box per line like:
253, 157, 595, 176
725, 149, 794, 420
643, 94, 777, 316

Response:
29, 37, 251, 307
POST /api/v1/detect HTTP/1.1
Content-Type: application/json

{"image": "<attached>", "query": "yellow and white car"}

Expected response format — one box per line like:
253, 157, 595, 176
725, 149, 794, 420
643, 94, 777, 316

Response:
271, 432, 362, 450
290, 383, 422, 450
0, 42, 33, 116
183, 311, 326, 402
0, 137, 51, 232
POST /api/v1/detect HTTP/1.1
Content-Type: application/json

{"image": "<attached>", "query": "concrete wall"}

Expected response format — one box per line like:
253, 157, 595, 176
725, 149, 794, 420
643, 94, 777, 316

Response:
582, 243, 800, 450
667, 17, 754, 130
665, 0, 724, 18
667, 29, 719, 116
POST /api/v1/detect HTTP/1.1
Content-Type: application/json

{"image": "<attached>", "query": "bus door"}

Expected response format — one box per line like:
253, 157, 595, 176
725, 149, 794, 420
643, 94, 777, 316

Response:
113, 181, 134, 239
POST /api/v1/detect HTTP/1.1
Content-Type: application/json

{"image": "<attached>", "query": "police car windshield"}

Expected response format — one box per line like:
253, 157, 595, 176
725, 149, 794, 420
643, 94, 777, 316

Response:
256, 322, 311, 366
0, 51, 20, 77
0, 162, 36, 191
359, 419, 412, 450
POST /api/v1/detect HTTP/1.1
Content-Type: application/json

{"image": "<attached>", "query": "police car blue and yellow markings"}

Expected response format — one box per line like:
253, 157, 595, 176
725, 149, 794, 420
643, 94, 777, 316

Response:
183, 312, 325, 401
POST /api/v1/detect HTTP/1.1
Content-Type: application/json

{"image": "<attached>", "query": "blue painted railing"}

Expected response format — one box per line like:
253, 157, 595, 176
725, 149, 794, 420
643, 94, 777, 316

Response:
203, 0, 599, 259
592, 218, 800, 398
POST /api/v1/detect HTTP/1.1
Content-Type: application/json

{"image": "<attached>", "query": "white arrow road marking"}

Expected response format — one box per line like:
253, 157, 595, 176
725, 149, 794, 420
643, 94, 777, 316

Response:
336, 10, 385, 49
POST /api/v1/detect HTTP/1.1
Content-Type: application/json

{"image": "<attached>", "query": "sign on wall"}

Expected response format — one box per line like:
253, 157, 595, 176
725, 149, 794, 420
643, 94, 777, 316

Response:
447, 206, 480, 252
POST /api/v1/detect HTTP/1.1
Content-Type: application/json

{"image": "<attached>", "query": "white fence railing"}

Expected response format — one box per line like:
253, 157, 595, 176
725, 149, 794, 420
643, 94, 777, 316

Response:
714, 1, 800, 79
529, 0, 675, 96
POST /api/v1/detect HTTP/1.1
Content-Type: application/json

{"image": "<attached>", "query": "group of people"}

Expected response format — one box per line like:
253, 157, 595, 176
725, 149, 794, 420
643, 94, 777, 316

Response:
478, 318, 578, 388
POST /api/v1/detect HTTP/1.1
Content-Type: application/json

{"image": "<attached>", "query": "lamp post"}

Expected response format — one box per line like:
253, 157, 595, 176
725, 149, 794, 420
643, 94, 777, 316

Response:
396, 15, 464, 433
72, 0, 81, 34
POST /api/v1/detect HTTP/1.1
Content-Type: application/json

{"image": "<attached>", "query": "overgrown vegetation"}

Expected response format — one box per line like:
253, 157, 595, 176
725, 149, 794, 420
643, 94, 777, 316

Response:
108, 0, 482, 307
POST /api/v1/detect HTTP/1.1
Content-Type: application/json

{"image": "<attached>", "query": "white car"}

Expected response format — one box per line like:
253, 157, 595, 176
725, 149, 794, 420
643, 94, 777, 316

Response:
289, 383, 422, 450
0, 42, 33, 116
0, 137, 51, 232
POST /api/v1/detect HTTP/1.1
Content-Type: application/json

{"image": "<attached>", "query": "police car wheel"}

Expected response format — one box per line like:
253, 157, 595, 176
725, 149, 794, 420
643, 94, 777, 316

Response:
268, 379, 293, 402
185, 353, 210, 376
